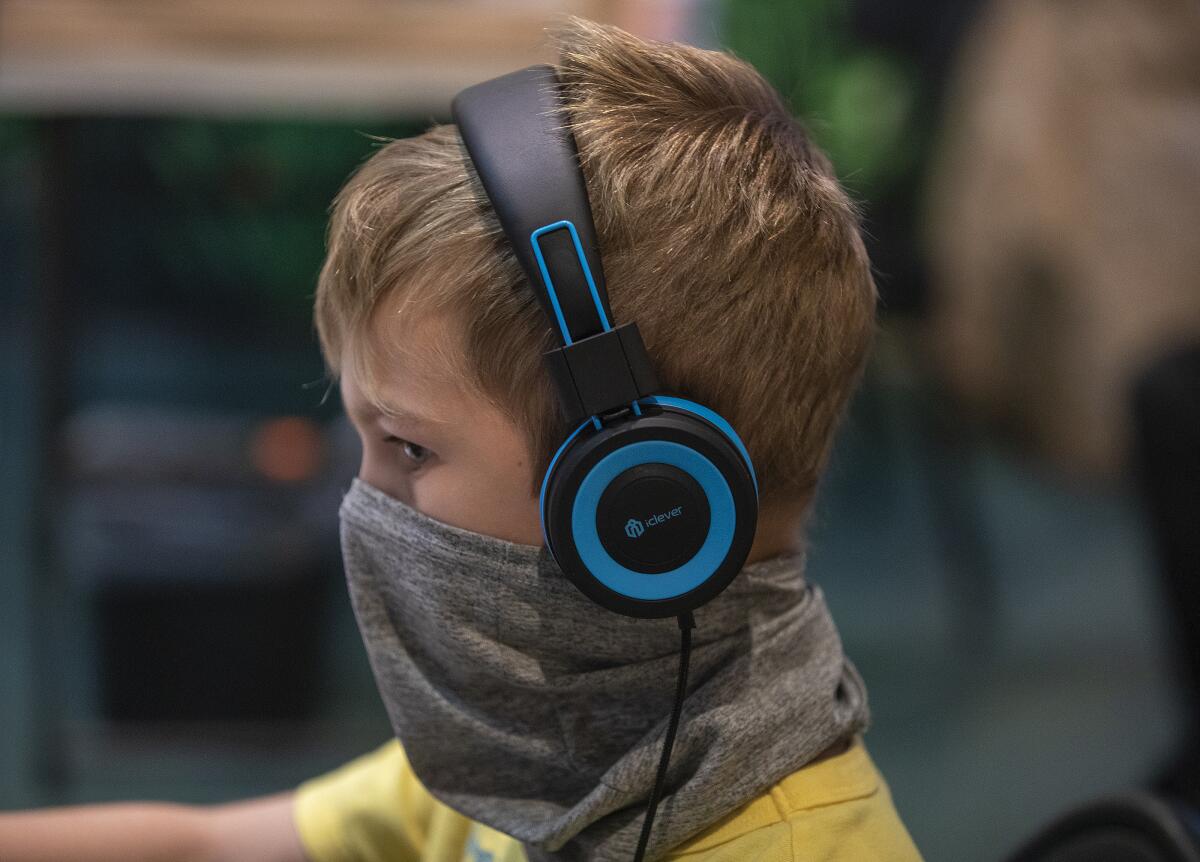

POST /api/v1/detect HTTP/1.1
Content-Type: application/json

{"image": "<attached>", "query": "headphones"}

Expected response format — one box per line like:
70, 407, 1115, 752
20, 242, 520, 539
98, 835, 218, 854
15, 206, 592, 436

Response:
451, 65, 759, 621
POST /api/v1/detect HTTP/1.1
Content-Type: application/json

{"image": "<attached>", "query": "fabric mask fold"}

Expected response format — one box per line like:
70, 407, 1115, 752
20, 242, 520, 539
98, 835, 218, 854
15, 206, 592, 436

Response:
337, 476, 869, 861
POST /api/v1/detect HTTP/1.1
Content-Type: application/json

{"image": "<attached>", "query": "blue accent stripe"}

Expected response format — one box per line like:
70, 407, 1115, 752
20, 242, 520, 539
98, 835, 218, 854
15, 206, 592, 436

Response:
638, 395, 758, 498
539, 417, 593, 551
572, 440, 735, 600
530, 220, 611, 345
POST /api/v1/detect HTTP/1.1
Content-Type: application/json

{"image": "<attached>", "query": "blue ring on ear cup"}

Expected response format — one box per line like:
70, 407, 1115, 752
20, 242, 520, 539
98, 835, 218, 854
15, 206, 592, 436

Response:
539, 417, 592, 552
571, 440, 735, 600
540, 396, 757, 555
639, 395, 758, 498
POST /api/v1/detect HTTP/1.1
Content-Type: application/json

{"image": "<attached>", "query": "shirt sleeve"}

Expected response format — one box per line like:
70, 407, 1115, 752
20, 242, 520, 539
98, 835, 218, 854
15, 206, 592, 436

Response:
292, 739, 435, 862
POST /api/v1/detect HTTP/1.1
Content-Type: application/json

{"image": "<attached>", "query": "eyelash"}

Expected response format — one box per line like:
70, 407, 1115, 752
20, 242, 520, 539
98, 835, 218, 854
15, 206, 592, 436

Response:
384, 435, 431, 467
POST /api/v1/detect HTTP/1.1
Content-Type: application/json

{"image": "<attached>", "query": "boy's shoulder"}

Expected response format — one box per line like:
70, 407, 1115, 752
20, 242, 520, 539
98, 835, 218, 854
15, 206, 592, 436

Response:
293, 734, 923, 862
665, 734, 923, 860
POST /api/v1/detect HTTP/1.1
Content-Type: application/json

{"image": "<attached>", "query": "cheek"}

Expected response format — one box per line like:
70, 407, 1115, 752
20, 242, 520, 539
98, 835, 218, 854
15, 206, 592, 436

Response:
420, 453, 543, 546
353, 427, 542, 547
456, 463, 543, 545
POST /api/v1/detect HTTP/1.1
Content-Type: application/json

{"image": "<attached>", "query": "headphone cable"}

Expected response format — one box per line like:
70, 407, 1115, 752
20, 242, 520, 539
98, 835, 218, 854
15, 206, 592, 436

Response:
633, 610, 696, 862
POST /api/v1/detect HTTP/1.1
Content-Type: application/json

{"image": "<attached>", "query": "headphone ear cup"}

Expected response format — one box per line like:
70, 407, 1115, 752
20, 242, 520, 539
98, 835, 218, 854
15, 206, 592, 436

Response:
540, 401, 758, 619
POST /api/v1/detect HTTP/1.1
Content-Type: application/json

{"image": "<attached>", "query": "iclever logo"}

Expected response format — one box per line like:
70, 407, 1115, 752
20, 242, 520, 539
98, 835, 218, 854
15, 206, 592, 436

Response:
624, 506, 683, 539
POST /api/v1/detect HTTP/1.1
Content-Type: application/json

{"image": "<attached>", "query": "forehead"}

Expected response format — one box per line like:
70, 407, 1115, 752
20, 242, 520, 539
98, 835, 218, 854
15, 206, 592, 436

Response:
340, 301, 472, 425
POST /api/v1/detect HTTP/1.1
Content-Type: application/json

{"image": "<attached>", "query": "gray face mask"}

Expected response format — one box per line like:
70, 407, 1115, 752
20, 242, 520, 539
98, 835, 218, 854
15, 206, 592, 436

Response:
338, 476, 869, 862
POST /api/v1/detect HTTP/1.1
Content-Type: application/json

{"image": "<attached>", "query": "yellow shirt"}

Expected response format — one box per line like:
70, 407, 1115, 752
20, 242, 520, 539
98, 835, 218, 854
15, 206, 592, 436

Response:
292, 735, 924, 861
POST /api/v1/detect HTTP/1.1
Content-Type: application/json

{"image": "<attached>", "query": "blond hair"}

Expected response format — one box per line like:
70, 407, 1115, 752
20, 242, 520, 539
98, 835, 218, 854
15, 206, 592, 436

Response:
315, 16, 877, 510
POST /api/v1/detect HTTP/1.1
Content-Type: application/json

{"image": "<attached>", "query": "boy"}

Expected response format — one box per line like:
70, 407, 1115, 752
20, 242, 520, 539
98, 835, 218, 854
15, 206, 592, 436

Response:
0, 16, 923, 862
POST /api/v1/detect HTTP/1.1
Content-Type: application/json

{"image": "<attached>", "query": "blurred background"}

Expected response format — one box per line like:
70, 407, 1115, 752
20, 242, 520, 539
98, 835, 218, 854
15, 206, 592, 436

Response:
1, 1, 1198, 860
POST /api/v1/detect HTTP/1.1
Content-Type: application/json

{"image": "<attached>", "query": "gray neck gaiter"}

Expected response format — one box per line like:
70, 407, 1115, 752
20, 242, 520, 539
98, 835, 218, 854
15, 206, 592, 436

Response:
338, 476, 869, 862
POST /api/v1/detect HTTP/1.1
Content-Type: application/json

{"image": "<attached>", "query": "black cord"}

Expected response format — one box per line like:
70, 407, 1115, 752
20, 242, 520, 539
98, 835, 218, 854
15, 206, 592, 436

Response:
633, 610, 696, 862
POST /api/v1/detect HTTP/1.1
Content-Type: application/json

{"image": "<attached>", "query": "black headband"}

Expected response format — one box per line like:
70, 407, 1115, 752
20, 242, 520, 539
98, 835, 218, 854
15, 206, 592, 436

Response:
451, 64, 661, 426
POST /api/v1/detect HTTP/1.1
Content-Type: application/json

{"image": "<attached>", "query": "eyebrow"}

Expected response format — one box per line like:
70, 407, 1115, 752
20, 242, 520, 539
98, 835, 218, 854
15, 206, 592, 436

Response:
342, 388, 448, 427
376, 400, 448, 426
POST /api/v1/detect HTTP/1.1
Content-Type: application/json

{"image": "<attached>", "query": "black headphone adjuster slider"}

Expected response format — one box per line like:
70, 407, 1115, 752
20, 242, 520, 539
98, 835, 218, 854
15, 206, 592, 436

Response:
543, 321, 662, 427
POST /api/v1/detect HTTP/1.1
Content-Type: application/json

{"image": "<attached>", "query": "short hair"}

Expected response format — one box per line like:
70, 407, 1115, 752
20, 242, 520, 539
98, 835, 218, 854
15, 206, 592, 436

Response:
314, 15, 877, 511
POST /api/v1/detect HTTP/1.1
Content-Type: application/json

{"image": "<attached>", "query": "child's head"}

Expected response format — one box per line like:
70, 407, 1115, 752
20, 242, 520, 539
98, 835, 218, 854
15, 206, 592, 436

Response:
317, 16, 876, 554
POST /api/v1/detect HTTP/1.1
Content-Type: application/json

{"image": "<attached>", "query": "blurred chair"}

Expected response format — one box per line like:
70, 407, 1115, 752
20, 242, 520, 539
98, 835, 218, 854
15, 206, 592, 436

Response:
1005, 341, 1200, 862
1006, 793, 1200, 862
1132, 343, 1200, 808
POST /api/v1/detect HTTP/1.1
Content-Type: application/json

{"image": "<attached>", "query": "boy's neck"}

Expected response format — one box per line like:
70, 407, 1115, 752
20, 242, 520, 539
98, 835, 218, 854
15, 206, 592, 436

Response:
745, 496, 811, 564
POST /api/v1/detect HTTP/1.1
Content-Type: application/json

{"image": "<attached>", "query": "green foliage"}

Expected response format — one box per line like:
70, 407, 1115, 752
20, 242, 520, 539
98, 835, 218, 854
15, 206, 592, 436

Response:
720, 0, 919, 196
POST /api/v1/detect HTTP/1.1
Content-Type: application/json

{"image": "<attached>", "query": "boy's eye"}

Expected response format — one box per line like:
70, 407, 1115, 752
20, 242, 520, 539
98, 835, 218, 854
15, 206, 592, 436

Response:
384, 435, 432, 467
